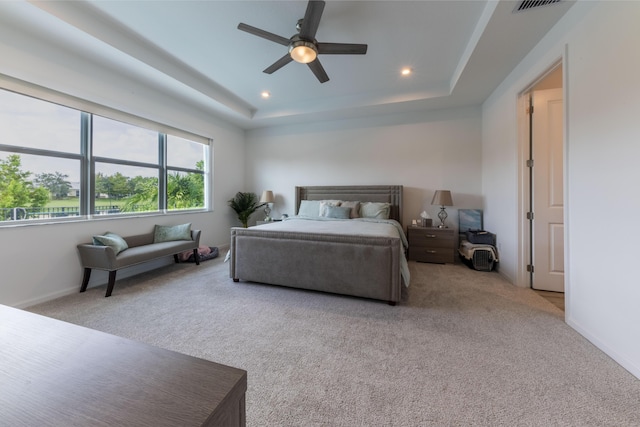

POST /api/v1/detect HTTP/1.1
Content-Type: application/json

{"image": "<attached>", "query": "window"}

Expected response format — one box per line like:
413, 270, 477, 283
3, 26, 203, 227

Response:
94, 163, 159, 214
0, 88, 208, 223
167, 135, 206, 211
0, 89, 81, 153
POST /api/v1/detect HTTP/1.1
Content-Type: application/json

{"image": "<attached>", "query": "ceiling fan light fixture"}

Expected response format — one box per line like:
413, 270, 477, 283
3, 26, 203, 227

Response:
289, 41, 317, 64
238, 0, 367, 82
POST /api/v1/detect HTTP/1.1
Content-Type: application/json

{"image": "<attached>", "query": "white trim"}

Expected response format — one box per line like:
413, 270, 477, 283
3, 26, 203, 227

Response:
567, 318, 640, 380
561, 43, 571, 323
516, 91, 530, 288
516, 58, 564, 290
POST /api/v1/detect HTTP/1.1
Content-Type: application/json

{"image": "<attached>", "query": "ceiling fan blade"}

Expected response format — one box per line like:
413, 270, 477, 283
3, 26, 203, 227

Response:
307, 59, 329, 83
263, 54, 294, 74
317, 43, 368, 55
238, 23, 290, 46
299, 0, 325, 40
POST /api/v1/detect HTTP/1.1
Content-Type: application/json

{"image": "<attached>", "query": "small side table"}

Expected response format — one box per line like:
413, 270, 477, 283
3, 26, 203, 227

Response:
407, 226, 455, 263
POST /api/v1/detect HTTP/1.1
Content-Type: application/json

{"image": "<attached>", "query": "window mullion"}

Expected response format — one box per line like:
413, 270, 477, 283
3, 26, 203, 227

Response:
159, 134, 167, 211
80, 112, 93, 216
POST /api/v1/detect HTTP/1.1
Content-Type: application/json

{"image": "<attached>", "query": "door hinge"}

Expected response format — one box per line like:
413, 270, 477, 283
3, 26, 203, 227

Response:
526, 105, 534, 114
526, 159, 534, 168
526, 212, 534, 220
527, 264, 535, 273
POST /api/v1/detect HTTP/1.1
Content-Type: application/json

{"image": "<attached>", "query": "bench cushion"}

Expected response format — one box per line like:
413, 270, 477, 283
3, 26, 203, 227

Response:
114, 239, 197, 269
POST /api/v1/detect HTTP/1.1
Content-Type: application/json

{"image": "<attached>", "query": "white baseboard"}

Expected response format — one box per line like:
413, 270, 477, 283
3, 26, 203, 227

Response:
567, 316, 640, 380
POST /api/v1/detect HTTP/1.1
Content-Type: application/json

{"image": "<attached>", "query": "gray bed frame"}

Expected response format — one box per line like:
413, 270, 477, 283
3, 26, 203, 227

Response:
229, 185, 404, 304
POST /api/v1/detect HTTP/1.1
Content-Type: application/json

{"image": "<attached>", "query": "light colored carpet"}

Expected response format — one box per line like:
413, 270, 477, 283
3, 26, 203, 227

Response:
28, 257, 640, 426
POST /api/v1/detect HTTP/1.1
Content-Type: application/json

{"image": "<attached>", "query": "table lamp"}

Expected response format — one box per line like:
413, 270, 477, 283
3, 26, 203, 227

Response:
431, 190, 453, 228
260, 190, 275, 221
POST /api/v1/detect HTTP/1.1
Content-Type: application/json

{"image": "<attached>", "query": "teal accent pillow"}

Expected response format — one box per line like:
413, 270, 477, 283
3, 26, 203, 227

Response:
93, 232, 129, 254
297, 200, 322, 217
153, 223, 192, 243
319, 200, 341, 216
360, 202, 391, 219
324, 205, 351, 219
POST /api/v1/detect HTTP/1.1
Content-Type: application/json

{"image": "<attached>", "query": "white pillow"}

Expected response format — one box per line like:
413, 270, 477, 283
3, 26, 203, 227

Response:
360, 202, 391, 219
319, 200, 341, 216
298, 200, 322, 217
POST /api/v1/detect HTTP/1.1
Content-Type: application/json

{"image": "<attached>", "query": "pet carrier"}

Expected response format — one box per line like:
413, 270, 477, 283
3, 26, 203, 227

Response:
458, 240, 498, 272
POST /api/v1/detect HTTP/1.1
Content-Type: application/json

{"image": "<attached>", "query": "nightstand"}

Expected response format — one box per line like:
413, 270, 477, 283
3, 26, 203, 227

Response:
407, 226, 455, 263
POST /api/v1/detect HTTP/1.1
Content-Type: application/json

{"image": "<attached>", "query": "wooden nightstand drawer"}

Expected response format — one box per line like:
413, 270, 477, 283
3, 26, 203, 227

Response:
408, 228, 453, 247
409, 247, 453, 264
407, 226, 455, 263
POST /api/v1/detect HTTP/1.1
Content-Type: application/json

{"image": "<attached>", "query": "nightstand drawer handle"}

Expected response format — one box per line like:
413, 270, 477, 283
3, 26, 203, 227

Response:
426, 234, 436, 238
426, 250, 437, 254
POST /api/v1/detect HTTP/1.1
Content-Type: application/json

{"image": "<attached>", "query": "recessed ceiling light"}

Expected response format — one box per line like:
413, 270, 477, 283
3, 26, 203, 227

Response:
261, 91, 271, 99
401, 67, 412, 76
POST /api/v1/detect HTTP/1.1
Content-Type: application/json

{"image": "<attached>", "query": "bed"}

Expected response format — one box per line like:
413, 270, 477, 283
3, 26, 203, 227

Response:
229, 185, 408, 304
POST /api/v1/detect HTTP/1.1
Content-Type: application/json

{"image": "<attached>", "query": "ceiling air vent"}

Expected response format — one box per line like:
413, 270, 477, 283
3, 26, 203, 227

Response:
514, 0, 562, 13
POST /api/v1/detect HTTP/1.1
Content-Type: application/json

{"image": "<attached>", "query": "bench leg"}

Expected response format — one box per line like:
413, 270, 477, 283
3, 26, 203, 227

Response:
80, 268, 91, 293
105, 271, 117, 297
193, 248, 200, 265
174, 254, 180, 263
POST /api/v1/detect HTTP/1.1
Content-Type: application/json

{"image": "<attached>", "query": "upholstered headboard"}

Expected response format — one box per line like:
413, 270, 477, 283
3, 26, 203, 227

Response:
295, 185, 403, 226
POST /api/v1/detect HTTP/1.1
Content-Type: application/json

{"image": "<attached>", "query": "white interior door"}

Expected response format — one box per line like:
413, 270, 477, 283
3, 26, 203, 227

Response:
532, 88, 564, 292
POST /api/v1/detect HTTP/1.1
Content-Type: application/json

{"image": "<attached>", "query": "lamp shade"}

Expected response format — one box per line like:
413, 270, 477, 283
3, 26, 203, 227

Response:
431, 190, 453, 206
260, 190, 275, 204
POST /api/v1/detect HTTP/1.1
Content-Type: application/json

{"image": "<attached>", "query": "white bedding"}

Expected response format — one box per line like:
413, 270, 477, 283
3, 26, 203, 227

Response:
255, 217, 411, 286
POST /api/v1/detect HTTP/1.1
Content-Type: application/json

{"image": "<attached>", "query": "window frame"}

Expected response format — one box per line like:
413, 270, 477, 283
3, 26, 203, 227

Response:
0, 87, 209, 225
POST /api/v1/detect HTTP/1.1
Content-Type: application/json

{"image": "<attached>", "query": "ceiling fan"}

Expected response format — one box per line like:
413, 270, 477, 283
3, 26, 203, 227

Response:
237, 0, 368, 83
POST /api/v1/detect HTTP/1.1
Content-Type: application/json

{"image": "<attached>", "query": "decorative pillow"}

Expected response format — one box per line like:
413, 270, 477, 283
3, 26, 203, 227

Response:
324, 205, 351, 219
153, 223, 192, 243
93, 232, 129, 255
339, 201, 360, 218
359, 202, 391, 219
298, 200, 322, 217
319, 200, 341, 216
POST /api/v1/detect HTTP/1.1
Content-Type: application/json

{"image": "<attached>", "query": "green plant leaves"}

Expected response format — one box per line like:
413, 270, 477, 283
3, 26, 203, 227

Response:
228, 192, 265, 227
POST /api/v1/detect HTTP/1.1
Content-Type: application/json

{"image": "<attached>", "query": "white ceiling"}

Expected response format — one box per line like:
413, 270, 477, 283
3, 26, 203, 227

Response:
6, 0, 574, 129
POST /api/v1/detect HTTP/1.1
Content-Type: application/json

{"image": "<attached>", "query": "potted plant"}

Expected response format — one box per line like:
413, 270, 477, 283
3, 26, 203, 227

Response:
228, 192, 265, 228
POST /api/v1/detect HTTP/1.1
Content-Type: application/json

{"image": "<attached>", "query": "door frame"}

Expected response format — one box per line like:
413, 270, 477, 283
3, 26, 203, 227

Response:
516, 58, 567, 294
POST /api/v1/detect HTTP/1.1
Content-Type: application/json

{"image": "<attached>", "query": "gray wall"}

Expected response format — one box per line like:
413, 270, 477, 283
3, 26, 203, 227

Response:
483, 0, 640, 378
245, 106, 483, 230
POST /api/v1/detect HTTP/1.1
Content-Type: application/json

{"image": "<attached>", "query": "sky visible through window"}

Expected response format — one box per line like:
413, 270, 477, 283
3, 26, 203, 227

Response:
0, 89, 205, 183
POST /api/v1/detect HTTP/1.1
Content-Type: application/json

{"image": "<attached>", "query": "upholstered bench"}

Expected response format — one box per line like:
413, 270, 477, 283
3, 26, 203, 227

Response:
77, 224, 201, 297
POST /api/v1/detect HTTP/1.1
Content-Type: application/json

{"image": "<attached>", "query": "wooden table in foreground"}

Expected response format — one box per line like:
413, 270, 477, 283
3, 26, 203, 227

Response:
0, 304, 247, 426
